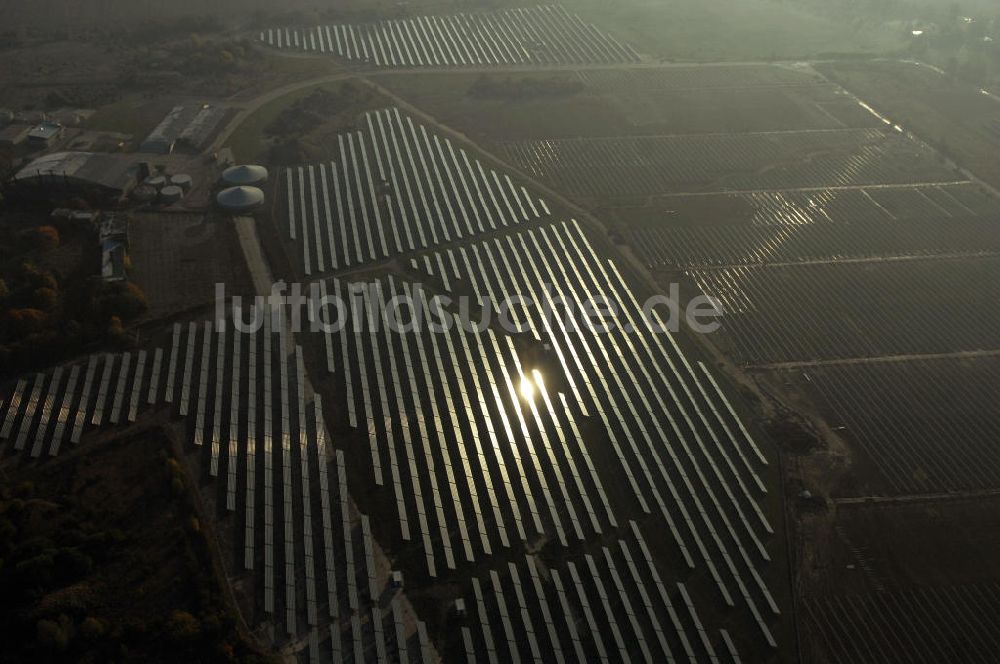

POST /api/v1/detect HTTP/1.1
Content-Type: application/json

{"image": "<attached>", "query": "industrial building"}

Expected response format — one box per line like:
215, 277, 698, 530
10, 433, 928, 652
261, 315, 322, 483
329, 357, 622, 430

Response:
11, 152, 140, 198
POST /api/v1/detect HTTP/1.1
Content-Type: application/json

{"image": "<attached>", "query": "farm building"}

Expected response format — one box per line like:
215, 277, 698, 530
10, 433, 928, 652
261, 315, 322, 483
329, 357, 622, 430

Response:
0, 123, 31, 147
27, 121, 63, 144
141, 104, 227, 154
11, 151, 140, 198
177, 105, 227, 151
141, 106, 187, 154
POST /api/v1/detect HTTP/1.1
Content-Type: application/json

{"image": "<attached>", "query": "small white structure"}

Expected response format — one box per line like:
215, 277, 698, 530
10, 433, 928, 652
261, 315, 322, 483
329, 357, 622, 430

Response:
216, 186, 264, 212
222, 164, 269, 187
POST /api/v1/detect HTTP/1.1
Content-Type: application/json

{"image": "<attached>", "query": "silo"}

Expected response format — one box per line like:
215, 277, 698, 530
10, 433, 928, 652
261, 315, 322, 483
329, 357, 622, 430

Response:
131, 185, 157, 203
144, 175, 167, 191
169, 174, 193, 192
216, 185, 265, 212
222, 164, 269, 187
159, 185, 184, 204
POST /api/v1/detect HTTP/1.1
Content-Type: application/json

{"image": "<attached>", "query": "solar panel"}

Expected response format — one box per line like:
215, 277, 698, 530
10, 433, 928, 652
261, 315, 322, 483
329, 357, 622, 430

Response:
294, 347, 318, 627
373, 607, 388, 664
677, 583, 723, 662
147, 347, 163, 405
0, 378, 27, 439
461, 627, 477, 664
279, 322, 296, 637
720, 629, 742, 664
356, 131, 390, 258
585, 553, 630, 660
263, 307, 275, 612
226, 330, 241, 510
30, 367, 62, 457
49, 365, 79, 455
179, 322, 196, 416
628, 522, 697, 661
127, 350, 146, 423
285, 167, 297, 241
70, 356, 98, 444
209, 323, 226, 475
338, 135, 364, 264
389, 598, 409, 664
567, 560, 610, 663
193, 322, 212, 446
449, 298, 521, 547
409, 282, 490, 558
312, 395, 339, 618
336, 449, 358, 612
306, 164, 324, 273
90, 354, 114, 427
108, 352, 131, 425
526, 556, 566, 663
490, 570, 522, 664
508, 563, 543, 661
618, 539, 674, 662
470, 577, 500, 664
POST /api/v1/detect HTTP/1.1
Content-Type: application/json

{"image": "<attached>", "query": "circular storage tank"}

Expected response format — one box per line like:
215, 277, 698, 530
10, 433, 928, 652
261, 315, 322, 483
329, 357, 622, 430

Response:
222, 164, 269, 187
131, 185, 157, 203
216, 186, 264, 212
144, 175, 167, 190
169, 174, 193, 192
159, 185, 184, 204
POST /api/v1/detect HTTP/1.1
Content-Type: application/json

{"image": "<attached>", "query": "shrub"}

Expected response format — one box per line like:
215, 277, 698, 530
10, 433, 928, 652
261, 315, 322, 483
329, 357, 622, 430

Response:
165, 610, 200, 642
36, 618, 69, 652
79, 616, 106, 641
20, 226, 60, 252
55, 547, 93, 580
3, 308, 47, 335
31, 287, 58, 311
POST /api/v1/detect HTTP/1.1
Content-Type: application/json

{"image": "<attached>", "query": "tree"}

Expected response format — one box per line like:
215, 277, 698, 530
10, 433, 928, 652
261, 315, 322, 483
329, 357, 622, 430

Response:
36, 619, 69, 652
79, 616, 106, 641
165, 610, 200, 642
20, 226, 60, 252
4, 308, 47, 336
32, 287, 58, 311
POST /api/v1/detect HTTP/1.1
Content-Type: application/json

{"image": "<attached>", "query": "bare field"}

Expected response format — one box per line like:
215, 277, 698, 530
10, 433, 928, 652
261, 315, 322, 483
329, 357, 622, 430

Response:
129, 213, 253, 321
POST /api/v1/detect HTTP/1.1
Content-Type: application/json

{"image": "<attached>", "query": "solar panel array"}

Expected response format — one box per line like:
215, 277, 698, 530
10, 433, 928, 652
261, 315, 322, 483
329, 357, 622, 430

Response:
0, 319, 436, 663
629, 184, 1000, 270
280, 107, 551, 275
325, 219, 777, 658
258, 5, 640, 67
452, 522, 743, 663
502, 129, 961, 198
